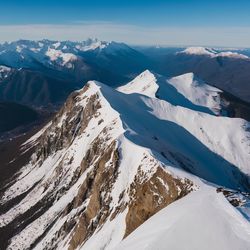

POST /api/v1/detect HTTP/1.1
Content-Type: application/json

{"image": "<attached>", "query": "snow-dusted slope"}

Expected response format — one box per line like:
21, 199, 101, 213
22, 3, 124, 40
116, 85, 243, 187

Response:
118, 70, 225, 115
167, 72, 223, 115
181, 47, 216, 56
0, 39, 133, 69
115, 187, 250, 250
0, 71, 249, 250
119, 79, 250, 182
45, 48, 78, 68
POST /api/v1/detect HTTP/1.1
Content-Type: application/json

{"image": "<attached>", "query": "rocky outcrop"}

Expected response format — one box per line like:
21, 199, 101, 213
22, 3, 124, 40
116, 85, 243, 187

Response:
125, 166, 192, 237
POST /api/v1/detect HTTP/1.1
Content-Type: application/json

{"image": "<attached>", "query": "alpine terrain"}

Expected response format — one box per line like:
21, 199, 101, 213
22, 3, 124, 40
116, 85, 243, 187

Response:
0, 70, 249, 250
0, 39, 150, 108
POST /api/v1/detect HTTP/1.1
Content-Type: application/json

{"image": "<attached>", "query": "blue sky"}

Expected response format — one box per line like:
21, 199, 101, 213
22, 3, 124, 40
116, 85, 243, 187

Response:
0, 0, 250, 46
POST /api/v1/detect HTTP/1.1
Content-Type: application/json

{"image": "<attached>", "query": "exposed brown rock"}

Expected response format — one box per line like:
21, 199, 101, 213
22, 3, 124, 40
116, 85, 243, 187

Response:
216, 187, 249, 207
124, 166, 193, 238
35, 85, 101, 163
67, 140, 120, 249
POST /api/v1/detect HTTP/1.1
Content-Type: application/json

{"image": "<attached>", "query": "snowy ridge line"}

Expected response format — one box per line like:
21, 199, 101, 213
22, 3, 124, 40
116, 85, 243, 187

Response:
0, 70, 250, 250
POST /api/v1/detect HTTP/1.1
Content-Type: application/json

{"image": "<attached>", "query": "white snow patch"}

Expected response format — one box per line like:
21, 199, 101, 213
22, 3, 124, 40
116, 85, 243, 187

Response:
117, 70, 158, 98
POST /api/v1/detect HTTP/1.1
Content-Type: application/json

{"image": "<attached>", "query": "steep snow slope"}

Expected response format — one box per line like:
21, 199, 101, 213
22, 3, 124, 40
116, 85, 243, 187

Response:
118, 70, 225, 115
117, 70, 158, 98
0, 71, 249, 250
167, 72, 223, 114
118, 71, 250, 177
115, 186, 250, 250
45, 48, 78, 68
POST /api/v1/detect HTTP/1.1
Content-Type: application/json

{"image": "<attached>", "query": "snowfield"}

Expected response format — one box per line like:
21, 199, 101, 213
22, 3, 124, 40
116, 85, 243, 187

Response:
115, 186, 250, 250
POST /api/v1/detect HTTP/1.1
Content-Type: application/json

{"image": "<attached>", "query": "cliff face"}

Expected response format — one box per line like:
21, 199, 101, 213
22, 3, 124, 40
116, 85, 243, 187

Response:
0, 71, 249, 250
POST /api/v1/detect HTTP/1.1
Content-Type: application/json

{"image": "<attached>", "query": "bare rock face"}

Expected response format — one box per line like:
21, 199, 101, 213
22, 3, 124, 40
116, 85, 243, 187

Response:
124, 166, 192, 237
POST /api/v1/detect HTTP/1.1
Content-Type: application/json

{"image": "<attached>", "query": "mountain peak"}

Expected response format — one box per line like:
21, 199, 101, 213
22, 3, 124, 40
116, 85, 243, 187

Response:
117, 70, 158, 97
1, 70, 250, 249
139, 69, 155, 77
117, 70, 224, 115
180, 47, 215, 56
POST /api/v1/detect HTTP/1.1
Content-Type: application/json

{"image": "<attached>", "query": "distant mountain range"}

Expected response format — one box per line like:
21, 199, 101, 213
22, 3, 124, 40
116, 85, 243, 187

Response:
1, 39, 250, 145
0, 39, 151, 107
1, 39, 250, 110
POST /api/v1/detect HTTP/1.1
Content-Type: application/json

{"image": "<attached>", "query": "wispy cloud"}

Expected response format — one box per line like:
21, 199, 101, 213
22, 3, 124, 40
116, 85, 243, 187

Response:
0, 22, 250, 47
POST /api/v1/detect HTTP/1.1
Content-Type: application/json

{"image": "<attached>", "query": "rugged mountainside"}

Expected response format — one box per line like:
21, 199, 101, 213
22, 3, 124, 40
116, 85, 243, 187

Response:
0, 70, 249, 250
1, 41, 250, 108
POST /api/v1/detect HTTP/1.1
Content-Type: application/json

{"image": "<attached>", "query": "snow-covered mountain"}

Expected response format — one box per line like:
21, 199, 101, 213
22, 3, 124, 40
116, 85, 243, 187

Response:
153, 46, 250, 103
1, 41, 250, 108
180, 47, 250, 60
0, 39, 149, 72
0, 39, 150, 107
0, 70, 249, 250
118, 70, 226, 115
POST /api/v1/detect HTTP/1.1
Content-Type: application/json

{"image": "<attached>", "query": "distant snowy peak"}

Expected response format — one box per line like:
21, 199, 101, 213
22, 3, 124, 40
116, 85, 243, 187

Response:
45, 48, 78, 68
180, 46, 249, 60
0, 65, 11, 73
74, 38, 108, 51
215, 51, 249, 59
181, 47, 216, 56
117, 70, 158, 97
0, 38, 127, 54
